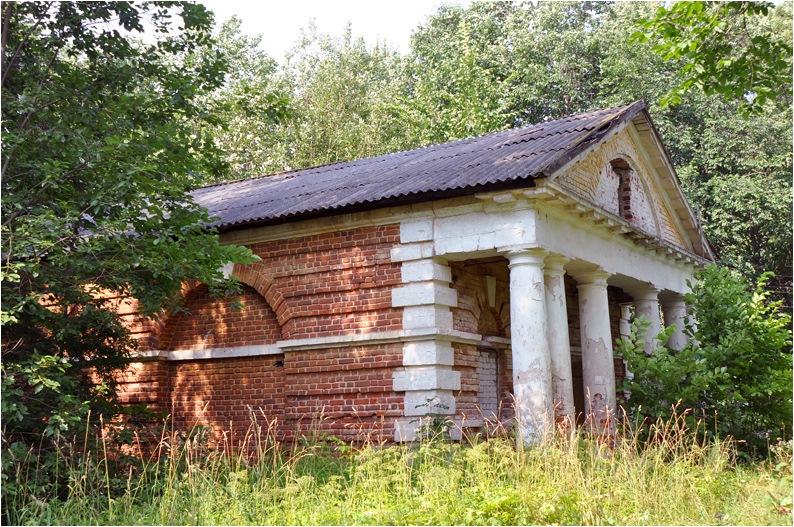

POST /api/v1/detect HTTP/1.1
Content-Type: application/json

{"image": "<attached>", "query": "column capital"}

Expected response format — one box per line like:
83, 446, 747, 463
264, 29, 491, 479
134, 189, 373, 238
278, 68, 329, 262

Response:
659, 292, 687, 307
544, 254, 570, 275
505, 247, 548, 268
626, 284, 661, 301
570, 267, 611, 286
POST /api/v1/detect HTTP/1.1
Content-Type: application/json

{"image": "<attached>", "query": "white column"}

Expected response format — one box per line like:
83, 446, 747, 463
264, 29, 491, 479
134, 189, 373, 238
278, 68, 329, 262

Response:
660, 294, 688, 351
574, 269, 616, 438
507, 248, 554, 445
630, 285, 662, 355
543, 255, 574, 428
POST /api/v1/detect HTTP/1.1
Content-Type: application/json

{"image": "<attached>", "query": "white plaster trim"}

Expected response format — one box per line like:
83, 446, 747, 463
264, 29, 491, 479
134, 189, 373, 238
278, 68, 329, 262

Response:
392, 281, 458, 307
131, 350, 169, 359
277, 327, 482, 351
527, 183, 709, 266
131, 344, 282, 361
132, 329, 484, 360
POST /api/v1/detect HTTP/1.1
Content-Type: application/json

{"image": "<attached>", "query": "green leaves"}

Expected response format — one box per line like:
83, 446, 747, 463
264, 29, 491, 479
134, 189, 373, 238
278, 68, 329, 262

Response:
0, 1, 259, 495
620, 265, 793, 456
633, 1, 792, 116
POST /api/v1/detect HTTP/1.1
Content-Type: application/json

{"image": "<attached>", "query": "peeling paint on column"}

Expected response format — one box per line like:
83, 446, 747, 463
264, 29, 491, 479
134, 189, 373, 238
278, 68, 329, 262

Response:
575, 270, 616, 440
507, 248, 554, 445
544, 256, 574, 428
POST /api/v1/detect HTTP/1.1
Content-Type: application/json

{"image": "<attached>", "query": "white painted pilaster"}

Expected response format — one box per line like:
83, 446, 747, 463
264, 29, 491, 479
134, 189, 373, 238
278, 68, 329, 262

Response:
544, 255, 575, 428
506, 247, 553, 445
391, 218, 461, 441
573, 268, 617, 438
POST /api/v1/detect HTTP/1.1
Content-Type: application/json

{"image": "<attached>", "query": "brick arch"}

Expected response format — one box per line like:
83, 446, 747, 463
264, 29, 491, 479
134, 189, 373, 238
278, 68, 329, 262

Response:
160, 281, 282, 351
477, 303, 506, 338
231, 263, 292, 333
138, 279, 204, 350
150, 263, 292, 349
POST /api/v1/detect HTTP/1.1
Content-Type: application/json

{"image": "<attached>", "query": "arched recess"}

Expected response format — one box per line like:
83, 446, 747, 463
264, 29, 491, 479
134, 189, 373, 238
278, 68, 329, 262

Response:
151, 263, 291, 349
159, 282, 282, 351
607, 155, 661, 237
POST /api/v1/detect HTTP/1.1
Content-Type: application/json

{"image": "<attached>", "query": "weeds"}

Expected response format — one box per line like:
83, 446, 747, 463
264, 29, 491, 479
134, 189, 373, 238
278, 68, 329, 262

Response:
4, 410, 792, 526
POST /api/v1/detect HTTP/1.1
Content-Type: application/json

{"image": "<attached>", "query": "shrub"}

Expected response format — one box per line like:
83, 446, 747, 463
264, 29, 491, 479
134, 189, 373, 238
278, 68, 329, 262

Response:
620, 265, 793, 456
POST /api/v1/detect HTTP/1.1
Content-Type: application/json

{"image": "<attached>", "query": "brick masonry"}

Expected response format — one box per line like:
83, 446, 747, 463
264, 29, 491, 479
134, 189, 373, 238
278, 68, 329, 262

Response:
559, 127, 687, 248
117, 225, 405, 445
117, 222, 636, 445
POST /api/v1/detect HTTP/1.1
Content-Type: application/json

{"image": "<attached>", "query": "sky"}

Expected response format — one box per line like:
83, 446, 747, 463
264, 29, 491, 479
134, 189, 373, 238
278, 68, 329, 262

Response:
199, 0, 469, 60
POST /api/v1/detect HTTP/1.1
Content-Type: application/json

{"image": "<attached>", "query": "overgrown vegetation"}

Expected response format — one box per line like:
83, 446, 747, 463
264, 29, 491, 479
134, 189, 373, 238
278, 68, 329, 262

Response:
2, 1, 792, 522
1, 0, 259, 504
4, 416, 792, 526
619, 266, 793, 458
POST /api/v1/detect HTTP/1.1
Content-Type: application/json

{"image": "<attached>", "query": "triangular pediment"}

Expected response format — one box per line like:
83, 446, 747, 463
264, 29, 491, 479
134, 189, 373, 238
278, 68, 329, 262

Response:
547, 111, 712, 260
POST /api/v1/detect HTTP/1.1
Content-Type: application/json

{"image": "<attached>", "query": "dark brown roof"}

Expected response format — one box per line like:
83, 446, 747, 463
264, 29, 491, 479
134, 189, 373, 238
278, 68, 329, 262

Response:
194, 101, 647, 231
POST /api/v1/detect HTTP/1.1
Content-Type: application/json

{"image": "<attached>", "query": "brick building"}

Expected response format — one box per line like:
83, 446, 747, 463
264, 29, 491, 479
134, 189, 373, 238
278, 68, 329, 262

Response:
119, 101, 713, 446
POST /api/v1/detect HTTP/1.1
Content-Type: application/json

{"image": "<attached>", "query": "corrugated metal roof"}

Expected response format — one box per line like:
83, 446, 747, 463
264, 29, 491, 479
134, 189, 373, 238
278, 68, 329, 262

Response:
194, 101, 647, 230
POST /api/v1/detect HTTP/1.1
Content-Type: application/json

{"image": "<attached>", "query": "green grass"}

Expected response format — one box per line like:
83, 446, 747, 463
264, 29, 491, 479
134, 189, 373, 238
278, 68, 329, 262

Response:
5, 415, 792, 526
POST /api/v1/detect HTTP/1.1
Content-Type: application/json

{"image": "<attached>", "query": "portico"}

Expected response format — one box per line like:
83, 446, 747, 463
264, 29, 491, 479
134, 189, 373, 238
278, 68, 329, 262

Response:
391, 164, 708, 443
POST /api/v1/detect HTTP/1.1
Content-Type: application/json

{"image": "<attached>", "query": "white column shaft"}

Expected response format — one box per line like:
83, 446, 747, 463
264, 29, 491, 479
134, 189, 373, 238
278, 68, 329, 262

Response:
544, 257, 574, 427
507, 249, 553, 445
576, 271, 616, 437
632, 287, 662, 355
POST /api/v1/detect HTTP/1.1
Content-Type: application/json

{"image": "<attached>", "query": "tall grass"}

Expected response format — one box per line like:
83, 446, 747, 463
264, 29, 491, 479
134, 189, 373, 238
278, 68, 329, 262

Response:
5, 411, 792, 526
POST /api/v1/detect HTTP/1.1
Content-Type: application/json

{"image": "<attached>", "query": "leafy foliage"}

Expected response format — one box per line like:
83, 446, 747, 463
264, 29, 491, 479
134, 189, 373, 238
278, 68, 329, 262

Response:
198, 17, 293, 183
1, 0, 260, 503
277, 23, 406, 169
619, 265, 793, 456
631, 1, 792, 115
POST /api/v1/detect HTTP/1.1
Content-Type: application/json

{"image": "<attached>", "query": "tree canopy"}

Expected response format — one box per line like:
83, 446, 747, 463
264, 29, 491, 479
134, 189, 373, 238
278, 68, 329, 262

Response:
205, 1, 791, 303
1, 2, 258, 446
632, 1, 792, 115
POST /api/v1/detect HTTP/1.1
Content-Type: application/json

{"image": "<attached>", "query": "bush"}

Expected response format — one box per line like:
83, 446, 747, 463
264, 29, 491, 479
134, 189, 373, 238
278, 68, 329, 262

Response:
619, 265, 793, 456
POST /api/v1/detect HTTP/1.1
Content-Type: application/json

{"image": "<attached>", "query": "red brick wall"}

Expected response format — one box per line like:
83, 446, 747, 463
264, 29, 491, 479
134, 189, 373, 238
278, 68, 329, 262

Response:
117, 224, 405, 446
169, 355, 286, 445
282, 344, 403, 442
243, 225, 402, 340
452, 343, 480, 425
116, 221, 635, 445
115, 360, 171, 414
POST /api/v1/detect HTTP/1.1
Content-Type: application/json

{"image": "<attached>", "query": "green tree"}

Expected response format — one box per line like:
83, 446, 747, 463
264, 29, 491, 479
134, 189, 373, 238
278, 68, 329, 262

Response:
1, 0, 258, 496
398, 2, 515, 142
199, 17, 293, 182
619, 266, 793, 456
277, 23, 405, 169
632, 1, 793, 114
